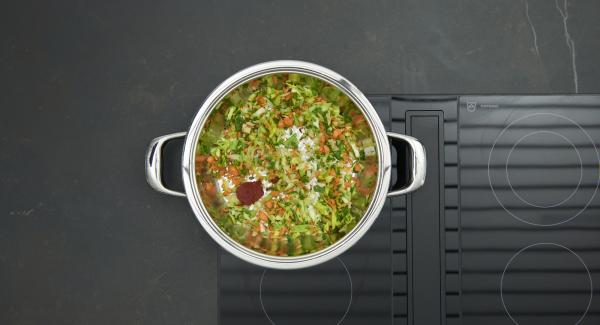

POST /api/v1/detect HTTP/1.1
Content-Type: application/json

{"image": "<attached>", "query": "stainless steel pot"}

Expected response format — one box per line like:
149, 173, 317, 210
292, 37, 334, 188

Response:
145, 61, 426, 269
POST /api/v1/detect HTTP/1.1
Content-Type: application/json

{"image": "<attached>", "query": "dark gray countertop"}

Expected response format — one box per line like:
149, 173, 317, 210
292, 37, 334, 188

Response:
2, 0, 599, 324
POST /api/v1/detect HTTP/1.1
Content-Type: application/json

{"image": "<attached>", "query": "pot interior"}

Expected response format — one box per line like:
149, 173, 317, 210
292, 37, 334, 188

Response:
194, 72, 379, 257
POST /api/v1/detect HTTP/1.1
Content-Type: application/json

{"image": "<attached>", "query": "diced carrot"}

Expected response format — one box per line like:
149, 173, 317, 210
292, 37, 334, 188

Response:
327, 199, 336, 208
249, 79, 259, 89
204, 182, 216, 195
258, 210, 269, 221
358, 187, 371, 195
278, 120, 285, 128
265, 200, 273, 209
344, 182, 351, 189
364, 165, 377, 176
257, 96, 266, 106
228, 166, 239, 176
244, 233, 254, 246
206, 156, 215, 164
283, 116, 293, 127
352, 114, 366, 127
332, 129, 343, 139
270, 191, 280, 197
195, 155, 207, 163
353, 164, 362, 172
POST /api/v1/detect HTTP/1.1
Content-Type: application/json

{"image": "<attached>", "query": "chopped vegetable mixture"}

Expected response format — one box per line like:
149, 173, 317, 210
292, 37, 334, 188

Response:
195, 73, 378, 256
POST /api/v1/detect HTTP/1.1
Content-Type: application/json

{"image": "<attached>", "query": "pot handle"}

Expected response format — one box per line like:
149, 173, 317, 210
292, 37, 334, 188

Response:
145, 132, 187, 197
386, 132, 426, 197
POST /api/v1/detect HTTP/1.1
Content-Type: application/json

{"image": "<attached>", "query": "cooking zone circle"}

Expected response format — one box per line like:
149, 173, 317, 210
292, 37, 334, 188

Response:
505, 130, 583, 208
500, 243, 593, 325
259, 257, 352, 325
488, 113, 600, 226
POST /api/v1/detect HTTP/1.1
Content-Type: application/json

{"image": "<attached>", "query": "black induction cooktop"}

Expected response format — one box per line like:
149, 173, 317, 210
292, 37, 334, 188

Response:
217, 95, 600, 325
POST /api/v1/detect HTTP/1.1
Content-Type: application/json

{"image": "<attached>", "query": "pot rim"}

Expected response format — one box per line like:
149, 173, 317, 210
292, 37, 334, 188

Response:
181, 60, 391, 269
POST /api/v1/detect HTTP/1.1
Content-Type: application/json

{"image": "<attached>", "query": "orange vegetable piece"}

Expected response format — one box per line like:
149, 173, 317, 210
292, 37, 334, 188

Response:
332, 129, 343, 139
204, 182, 216, 195
249, 79, 260, 89
258, 210, 269, 221
352, 114, 365, 127
358, 187, 371, 195
327, 199, 336, 208
364, 165, 377, 176
283, 116, 293, 127
256, 96, 266, 106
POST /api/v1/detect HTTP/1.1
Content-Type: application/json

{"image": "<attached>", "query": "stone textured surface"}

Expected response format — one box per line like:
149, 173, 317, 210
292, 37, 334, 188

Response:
2, 0, 599, 324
